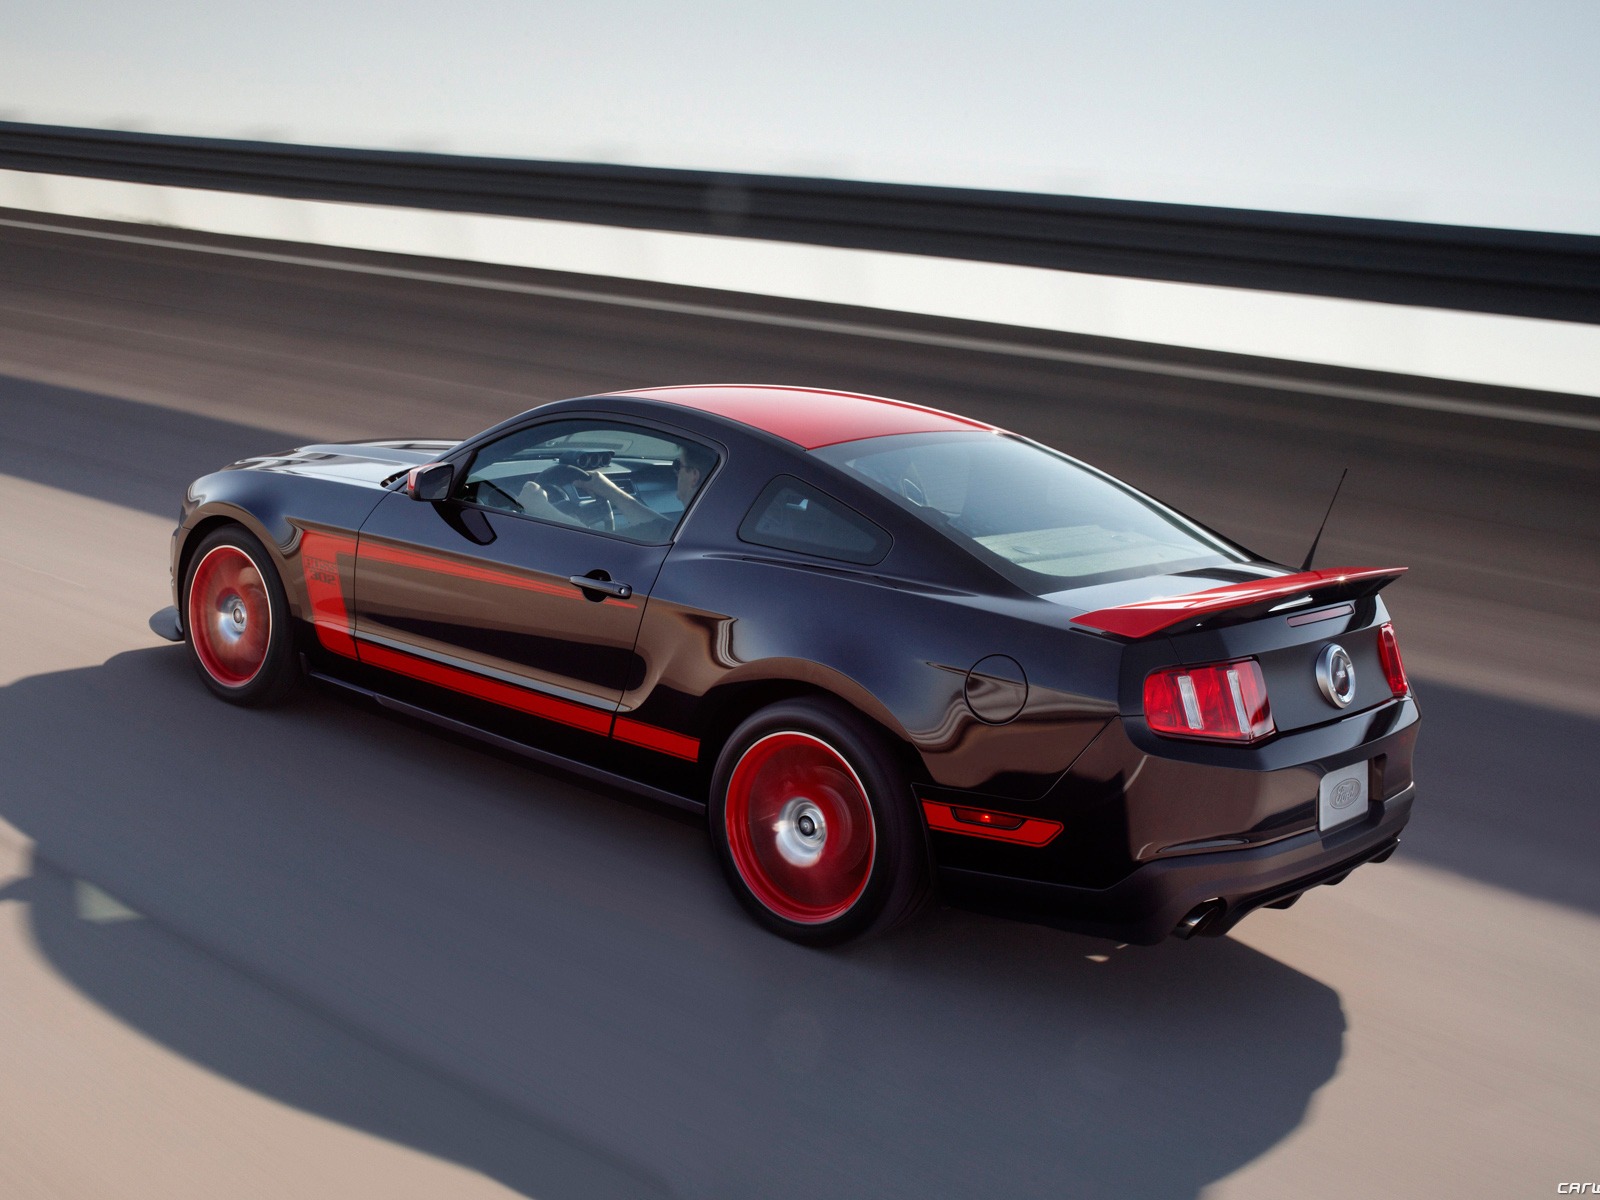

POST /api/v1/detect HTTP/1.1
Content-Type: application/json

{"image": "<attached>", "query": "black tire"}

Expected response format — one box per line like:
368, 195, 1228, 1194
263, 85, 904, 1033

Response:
709, 698, 930, 945
182, 525, 300, 706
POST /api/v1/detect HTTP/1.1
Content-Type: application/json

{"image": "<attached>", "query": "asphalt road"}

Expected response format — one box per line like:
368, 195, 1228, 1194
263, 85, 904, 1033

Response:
1, 213, 1597, 1199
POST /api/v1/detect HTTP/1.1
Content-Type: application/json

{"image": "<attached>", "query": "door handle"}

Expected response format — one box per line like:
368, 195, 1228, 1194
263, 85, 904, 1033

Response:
568, 573, 633, 600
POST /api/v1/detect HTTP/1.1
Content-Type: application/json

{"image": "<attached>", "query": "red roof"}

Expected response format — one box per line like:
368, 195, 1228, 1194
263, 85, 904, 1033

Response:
610, 385, 994, 449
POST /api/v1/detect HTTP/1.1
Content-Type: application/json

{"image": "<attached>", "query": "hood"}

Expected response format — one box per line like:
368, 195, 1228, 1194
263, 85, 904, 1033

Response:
229, 440, 457, 487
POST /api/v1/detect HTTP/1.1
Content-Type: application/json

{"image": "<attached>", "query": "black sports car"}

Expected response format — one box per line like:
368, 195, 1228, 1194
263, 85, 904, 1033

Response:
152, 385, 1417, 945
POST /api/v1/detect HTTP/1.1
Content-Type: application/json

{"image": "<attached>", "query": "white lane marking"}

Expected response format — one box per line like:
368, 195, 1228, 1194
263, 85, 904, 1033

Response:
3, 214, 1598, 434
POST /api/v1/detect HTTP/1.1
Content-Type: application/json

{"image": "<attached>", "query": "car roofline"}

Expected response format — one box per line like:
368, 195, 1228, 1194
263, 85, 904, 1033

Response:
597, 384, 998, 449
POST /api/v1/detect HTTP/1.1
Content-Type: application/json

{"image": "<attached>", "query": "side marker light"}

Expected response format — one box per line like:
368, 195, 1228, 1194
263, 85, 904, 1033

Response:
921, 802, 1063, 847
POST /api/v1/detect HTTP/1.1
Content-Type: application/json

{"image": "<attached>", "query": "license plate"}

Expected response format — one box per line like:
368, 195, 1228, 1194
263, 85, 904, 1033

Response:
1319, 761, 1370, 832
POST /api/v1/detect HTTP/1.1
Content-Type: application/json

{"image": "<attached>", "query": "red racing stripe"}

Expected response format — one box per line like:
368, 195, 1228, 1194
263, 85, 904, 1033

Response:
358, 539, 636, 607
359, 642, 614, 735
610, 385, 992, 449
298, 529, 360, 659
613, 717, 700, 761
362, 643, 697, 757
304, 533, 688, 756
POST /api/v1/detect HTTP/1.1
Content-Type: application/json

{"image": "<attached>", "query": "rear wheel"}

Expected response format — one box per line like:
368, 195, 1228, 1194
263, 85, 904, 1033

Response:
710, 699, 929, 945
183, 526, 299, 705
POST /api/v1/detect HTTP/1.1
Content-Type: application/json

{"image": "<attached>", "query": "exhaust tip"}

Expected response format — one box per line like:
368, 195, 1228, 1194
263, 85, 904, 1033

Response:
1173, 899, 1226, 939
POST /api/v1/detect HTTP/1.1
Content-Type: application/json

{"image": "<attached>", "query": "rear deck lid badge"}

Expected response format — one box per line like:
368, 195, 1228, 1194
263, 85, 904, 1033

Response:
1316, 644, 1356, 708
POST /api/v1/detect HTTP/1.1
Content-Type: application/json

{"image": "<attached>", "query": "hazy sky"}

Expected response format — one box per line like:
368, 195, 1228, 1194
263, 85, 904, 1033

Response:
4, 1, 1597, 233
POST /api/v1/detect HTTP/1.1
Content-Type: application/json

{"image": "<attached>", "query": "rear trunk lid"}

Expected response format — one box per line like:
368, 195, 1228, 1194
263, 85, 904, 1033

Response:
1055, 565, 1407, 734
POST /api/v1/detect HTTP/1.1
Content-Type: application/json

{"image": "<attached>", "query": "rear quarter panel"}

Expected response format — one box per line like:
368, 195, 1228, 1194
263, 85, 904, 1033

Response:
626, 552, 1120, 800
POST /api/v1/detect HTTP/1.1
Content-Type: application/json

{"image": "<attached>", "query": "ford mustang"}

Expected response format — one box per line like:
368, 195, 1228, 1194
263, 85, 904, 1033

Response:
151, 385, 1418, 945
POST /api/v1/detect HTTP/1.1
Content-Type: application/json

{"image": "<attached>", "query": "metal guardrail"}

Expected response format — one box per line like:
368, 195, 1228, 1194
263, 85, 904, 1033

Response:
2, 120, 1598, 324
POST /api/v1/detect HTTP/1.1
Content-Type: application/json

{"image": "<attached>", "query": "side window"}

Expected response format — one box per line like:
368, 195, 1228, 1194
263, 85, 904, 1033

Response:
456, 418, 718, 543
738, 476, 891, 565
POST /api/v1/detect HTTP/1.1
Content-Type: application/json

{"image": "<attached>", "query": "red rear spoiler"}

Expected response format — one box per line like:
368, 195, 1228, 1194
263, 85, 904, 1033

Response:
1071, 566, 1407, 639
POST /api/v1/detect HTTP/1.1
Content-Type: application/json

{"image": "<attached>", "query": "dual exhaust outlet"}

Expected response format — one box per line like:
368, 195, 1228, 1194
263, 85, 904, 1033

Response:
1170, 836, 1401, 939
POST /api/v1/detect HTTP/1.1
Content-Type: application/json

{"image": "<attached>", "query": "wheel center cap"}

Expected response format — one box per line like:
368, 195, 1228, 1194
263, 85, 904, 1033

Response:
774, 798, 828, 867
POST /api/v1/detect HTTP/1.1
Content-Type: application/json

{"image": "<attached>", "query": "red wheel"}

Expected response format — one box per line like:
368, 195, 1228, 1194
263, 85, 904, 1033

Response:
710, 700, 929, 945
188, 544, 272, 686
724, 732, 877, 924
182, 527, 300, 705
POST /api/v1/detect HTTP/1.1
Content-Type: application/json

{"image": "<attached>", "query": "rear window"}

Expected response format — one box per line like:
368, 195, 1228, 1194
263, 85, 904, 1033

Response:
738, 476, 891, 565
814, 432, 1248, 589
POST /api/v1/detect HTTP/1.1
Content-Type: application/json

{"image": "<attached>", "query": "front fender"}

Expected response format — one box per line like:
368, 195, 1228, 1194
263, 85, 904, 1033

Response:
172, 468, 391, 639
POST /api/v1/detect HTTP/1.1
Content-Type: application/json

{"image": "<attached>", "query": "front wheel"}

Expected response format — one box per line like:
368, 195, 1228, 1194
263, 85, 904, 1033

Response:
182, 526, 300, 705
709, 699, 930, 945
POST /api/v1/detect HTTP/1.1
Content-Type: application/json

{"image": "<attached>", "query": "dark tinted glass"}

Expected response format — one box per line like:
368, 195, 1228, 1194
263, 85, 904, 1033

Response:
816, 431, 1247, 589
738, 476, 891, 565
457, 419, 717, 543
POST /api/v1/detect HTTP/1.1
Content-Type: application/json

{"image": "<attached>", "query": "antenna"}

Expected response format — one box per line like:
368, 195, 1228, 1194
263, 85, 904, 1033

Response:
1300, 468, 1349, 573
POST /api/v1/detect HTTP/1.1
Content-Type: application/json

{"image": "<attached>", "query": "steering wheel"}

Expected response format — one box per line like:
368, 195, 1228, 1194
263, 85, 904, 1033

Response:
535, 463, 613, 531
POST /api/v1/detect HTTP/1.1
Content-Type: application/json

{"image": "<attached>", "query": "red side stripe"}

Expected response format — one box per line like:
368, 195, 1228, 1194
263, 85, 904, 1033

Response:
613, 718, 700, 761
357, 539, 638, 607
298, 529, 360, 659
921, 801, 1063, 847
299, 531, 687, 754
359, 643, 614, 735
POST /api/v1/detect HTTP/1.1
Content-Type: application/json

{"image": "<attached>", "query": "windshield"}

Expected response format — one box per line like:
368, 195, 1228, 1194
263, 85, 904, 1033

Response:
814, 432, 1250, 590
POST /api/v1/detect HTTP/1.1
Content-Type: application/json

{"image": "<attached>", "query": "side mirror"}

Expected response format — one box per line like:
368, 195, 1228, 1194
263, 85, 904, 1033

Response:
406, 462, 455, 502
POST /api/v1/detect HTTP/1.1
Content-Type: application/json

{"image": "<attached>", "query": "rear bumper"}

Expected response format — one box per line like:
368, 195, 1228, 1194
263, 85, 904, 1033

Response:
937, 784, 1414, 944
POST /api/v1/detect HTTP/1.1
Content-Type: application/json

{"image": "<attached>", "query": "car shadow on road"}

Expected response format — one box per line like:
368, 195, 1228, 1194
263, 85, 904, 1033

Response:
0, 860, 674, 1199
1399, 678, 1600, 915
0, 647, 1345, 1199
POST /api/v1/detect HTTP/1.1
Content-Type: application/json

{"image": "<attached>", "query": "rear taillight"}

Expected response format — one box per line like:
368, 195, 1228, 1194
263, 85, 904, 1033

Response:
1144, 658, 1275, 743
1377, 621, 1409, 697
